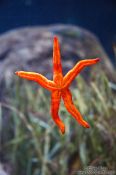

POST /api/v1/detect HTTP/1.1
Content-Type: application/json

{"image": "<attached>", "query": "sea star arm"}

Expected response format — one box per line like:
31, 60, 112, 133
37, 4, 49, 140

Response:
53, 36, 63, 74
15, 71, 57, 91
53, 36, 63, 83
51, 90, 65, 134
63, 58, 100, 88
62, 88, 90, 128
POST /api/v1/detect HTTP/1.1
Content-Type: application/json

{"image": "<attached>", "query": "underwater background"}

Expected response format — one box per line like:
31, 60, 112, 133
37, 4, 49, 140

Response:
0, 1, 116, 175
0, 0, 116, 61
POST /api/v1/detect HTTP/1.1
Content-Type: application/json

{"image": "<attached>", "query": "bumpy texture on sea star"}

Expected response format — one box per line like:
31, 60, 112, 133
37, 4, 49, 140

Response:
15, 36, 100, 134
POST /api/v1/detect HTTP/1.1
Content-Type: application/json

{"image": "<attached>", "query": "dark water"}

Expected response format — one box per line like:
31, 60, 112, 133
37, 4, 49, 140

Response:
0, 0, 116, 61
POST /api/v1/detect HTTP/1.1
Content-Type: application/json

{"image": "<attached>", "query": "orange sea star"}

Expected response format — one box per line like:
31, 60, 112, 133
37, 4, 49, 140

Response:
15, 36, 100, 134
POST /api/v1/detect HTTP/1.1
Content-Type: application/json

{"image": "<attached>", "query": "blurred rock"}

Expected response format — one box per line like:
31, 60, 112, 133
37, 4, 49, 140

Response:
0, 24, 115, 94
